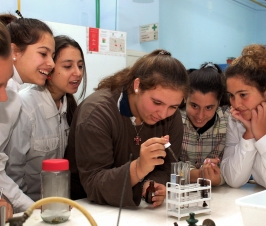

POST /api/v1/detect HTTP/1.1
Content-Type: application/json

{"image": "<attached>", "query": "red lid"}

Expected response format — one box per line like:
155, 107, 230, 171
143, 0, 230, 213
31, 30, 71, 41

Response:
42, 159, 69, 171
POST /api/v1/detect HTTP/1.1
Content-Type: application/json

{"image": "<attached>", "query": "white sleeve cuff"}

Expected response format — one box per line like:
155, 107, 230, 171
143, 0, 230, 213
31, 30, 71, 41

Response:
0, 153, 8, 171
219, 173, 225, 186
240, 137, 256, 152
255, 135, 266, 155
12, 193, 34, 213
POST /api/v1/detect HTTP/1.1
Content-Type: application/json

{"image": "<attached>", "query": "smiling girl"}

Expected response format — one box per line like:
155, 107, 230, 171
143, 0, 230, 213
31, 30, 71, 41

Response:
221, 44, 266, 188
65, 49, 189, 207
0, 16, 55, 214
5, 35, 86, 212
179, 63, 229, 186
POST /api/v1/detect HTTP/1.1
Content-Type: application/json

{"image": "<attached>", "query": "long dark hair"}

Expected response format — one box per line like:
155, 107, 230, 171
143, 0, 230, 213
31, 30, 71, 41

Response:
225, 44, 266, 95
96, 49, 189, 96
49, 35, 87, 126
6, 18, 53, 53
0, 13, 17, 26
181, 63, 228, 108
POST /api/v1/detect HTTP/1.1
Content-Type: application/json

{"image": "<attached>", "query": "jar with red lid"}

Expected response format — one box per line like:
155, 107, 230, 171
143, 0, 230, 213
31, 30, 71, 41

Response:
41, 159, 70, 224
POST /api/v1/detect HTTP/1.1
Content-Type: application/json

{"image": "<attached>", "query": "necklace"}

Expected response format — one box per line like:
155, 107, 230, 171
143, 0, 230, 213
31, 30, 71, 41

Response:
133, 123, 144, 145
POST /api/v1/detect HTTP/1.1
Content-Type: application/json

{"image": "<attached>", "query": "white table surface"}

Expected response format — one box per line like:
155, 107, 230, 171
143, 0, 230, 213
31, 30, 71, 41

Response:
7, 183, 264, 226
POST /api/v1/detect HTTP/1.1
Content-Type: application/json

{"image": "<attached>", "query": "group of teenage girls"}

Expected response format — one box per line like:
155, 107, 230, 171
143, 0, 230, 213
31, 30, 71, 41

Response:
1, 13, 266, 222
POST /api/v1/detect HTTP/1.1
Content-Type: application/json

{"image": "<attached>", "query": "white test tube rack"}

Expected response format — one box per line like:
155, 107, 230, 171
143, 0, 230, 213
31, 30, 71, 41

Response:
166, 178, 212, 220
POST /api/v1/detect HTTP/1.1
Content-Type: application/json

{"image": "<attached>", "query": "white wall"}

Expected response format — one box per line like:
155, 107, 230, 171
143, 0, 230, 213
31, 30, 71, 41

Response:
117, 0, 159, 52
256, 11, 266, 44
0, 0, 116, 28
1, 0, 266, 69
159, 0, 257, 68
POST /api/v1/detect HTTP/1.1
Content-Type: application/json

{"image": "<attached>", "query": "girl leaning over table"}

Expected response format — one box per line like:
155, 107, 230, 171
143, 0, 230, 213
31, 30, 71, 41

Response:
4, 35, 86, 213
0, 15, 55, 215
221, 44, 266, 188
179, 63, 230, 186
65, 49, 189, 208
0, 19, 14, 222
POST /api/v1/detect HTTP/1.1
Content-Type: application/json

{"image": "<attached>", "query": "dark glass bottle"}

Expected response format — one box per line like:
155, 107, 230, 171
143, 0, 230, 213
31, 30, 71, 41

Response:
145, 180, 155, 204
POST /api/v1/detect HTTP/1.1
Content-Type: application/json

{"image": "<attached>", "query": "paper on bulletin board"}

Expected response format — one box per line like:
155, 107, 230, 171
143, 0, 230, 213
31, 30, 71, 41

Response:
140, 23, 158, 42
87, 27, 126, 56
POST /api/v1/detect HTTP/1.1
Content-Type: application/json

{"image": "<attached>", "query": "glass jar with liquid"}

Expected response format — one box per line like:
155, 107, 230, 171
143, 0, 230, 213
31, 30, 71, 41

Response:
41, 159, 70, 224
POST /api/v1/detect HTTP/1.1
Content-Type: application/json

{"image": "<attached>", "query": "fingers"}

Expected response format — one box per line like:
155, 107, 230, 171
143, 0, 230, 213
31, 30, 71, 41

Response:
230, 108, 245, 122
141, 138, 167, 158
142, 136, 168, 148
202, 163, 221, 186
203, 163, 218, 178
142, 180, 151, 197
139, 137, 169, 173
211, 164, 221, 174
229, 106, 235, 114
250, 102, 266, 140
204, 158, 220, 165
162, 135, 169, 142
142, 182, 166, 207
152, 195, 164, 207
152, 183, 166, 207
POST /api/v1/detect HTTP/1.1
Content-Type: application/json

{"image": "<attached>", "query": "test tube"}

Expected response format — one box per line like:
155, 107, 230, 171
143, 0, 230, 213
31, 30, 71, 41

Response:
176, 174, 180, 200
180, 178, 185, 209
0, 206, 5, 226
185, 161, 190, 207
170, 162, 178, 210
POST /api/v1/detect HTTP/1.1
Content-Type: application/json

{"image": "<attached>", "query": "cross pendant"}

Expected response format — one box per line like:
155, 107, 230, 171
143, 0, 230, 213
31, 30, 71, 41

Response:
134, 135, 141, 145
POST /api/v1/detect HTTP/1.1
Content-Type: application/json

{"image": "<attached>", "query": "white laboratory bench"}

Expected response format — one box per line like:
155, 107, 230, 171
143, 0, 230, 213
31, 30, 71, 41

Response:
6, 183, 264, 226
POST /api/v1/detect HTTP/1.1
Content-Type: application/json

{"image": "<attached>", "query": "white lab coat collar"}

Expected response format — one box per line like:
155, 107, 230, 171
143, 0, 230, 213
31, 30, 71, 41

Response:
40, 87, 67, 119
13, 66, 23, 87
7, 66, 23, 92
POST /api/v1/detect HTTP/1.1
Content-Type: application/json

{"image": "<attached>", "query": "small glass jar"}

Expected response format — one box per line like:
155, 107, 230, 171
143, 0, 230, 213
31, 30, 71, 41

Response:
41, 159, 70, 224
145, 180, 155, 204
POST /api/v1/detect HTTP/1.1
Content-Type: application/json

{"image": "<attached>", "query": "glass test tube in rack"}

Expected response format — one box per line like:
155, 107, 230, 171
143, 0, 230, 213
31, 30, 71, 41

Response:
166, 178, 212, 220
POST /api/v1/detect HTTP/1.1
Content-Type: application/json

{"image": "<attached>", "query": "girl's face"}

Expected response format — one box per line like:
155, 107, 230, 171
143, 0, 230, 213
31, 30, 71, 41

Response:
134, 85, 184, 125
227, 77, 266, 121
186, 91, 219, 128
13, 32, 55, 85
0, 54, 13, 102
48, 46, 84, 97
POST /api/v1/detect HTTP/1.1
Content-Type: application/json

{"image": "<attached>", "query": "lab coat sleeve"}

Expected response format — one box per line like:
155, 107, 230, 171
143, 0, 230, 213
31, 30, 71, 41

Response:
254, 135, 266, 168
4, 109, 34, 212
221, 116, 256, 188
250, 135, 266, 188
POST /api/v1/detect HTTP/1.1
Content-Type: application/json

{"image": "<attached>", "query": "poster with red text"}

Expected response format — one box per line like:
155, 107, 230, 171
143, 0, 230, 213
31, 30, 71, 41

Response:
87, 27, 126, 56
88, 27, 99, 52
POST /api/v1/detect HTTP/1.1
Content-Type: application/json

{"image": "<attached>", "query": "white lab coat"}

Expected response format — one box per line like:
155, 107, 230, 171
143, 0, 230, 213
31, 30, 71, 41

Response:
0, 66, 33, 213
4, 85, 69, 213
221, 114, 266, 188
0, 66, 22, 158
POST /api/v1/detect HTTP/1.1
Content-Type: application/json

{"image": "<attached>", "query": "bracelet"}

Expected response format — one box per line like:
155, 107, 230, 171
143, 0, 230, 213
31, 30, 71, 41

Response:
135, 157, 144, 183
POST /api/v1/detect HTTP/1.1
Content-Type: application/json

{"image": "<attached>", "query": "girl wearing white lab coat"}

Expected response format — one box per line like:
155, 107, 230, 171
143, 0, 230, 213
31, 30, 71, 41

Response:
0, 17, 55, 213
0, 19, 14, 222
221, 44, 266, 188
5, 35, 87, 212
